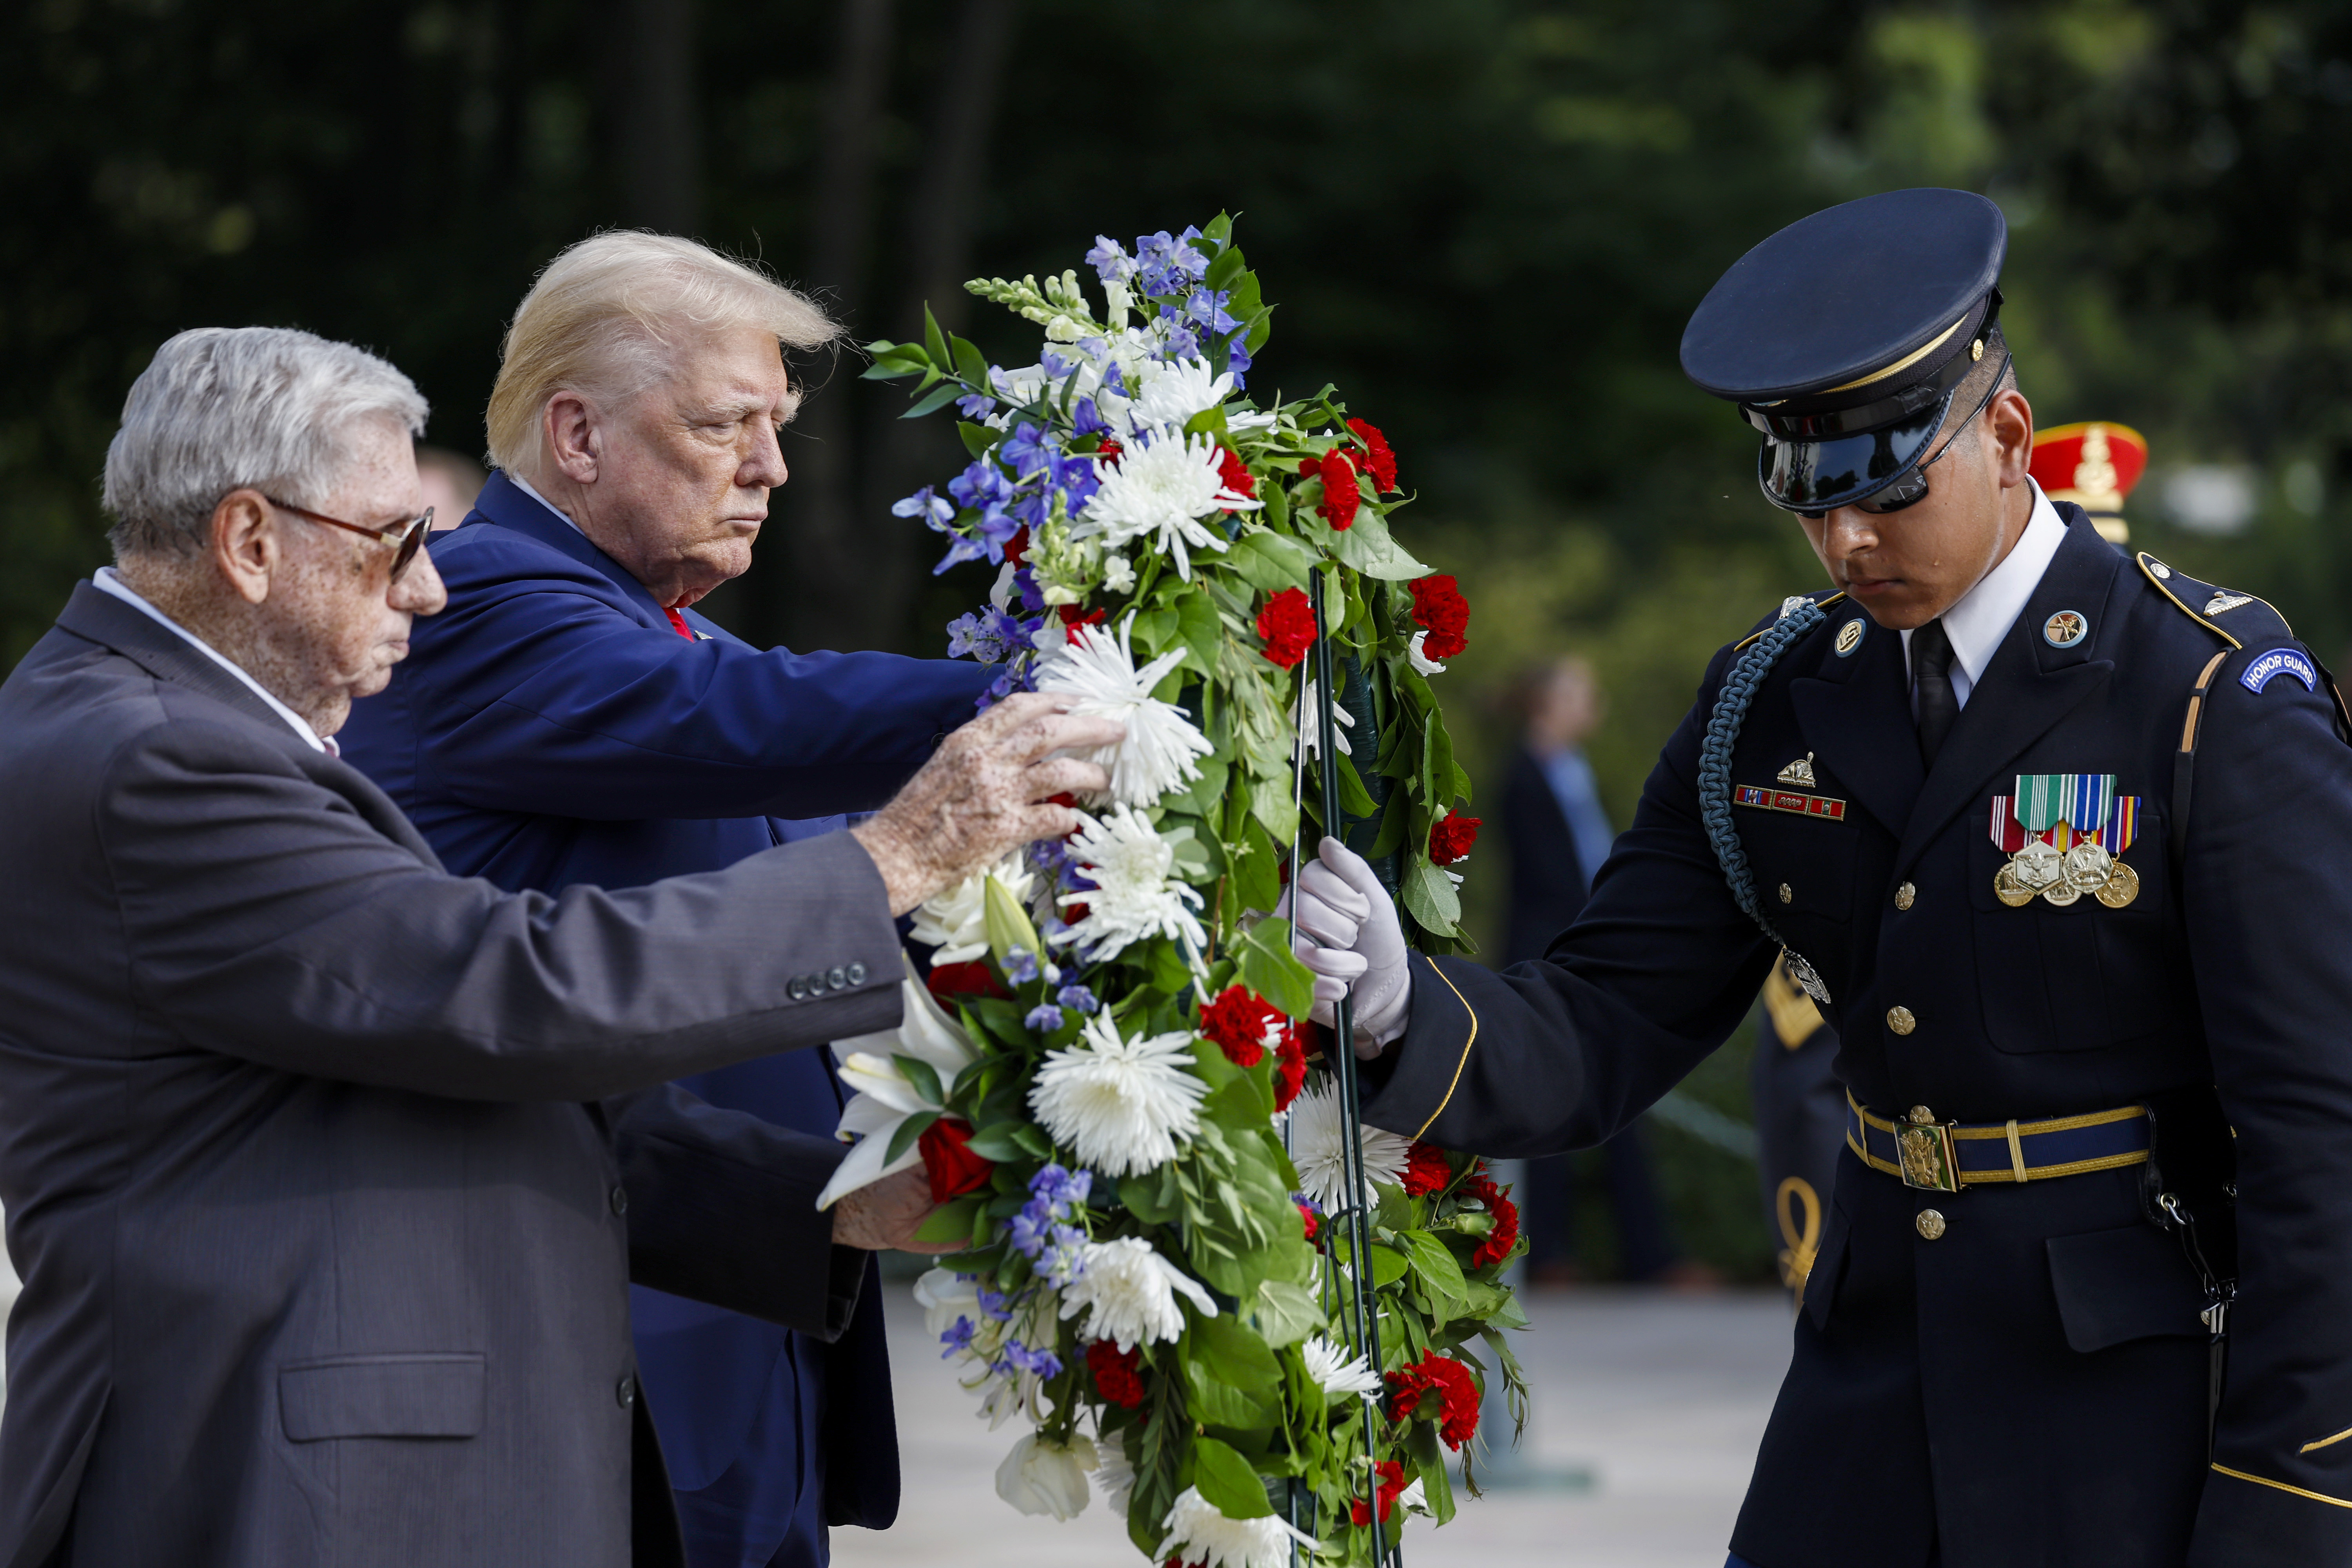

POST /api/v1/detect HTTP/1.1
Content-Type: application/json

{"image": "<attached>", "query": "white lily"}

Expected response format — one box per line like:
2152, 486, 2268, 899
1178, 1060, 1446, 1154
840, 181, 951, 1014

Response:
996, 1432, 1097, 1520
909, 853, 1036, 964
815, 961, 981, 1209
1407, 628, 1448, 676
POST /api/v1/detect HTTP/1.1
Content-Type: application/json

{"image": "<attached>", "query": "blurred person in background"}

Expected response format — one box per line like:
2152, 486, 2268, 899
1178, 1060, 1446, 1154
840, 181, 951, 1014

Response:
416, 443, 486, 530
1504, 657, 1714, 1288
338, 231, 996, 1568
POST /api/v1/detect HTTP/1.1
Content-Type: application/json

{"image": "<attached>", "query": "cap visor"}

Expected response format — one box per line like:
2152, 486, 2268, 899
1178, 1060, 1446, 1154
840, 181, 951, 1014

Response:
1758, 397, 1948, 512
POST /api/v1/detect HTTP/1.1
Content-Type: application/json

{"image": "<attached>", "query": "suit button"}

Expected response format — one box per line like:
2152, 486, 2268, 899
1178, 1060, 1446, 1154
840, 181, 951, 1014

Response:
617, 1375, 636, 1408
1895, 882, 1916, 911
827, 965, 848, 991
1887, 1006, 1916, 1036
847, 961, 867, 985
1916, 1209, 1947, 1241
1777, 883, 1793, 904
610, 1185, 628, 1216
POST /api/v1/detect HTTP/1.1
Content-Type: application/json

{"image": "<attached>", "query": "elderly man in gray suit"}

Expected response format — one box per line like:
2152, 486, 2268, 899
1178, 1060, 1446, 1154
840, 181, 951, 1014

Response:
0, 325, 1116, 1567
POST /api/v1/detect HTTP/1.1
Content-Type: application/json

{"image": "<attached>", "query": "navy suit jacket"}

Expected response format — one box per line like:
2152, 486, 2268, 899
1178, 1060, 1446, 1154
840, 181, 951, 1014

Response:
339, 472, 994, 1560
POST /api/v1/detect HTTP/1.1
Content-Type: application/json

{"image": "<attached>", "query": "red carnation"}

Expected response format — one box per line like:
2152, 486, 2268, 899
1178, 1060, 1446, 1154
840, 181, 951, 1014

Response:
917, 1118, 995, 1203
1057, 603, 1108, 644
1351, 1459, 1407, 1526
1428, 813, 1481, 866
1464, 1173, 1521, 1270
1004, 525, 1031, 566
926, 960, 1008, 1004
1216, 446, 1258, 511
1199, 984, 1285, 1068
1087, 1339, 1147, 1410
1096, 438, 1124, 466
1409, 574, 1470, 661
1297, 1202, 1321, 1246
1401, 1142, 1453, 1197
1387, 1353, 1480, 1450
1255, 587, 1316, 671
1345, 418, 1399, 493
1272, 1029, 1308, 1111
1315, 450, 1362, 530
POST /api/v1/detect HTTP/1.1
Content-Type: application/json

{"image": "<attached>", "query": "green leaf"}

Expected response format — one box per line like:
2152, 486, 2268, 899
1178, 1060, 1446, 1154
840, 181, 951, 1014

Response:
922, 303, 950, 367
1401, 857, 1464, 937
1188, 1436, 1275, 1519
1409, 1419, 1458, 1523
1303, 505, 1430, 581
1248, 772, 1299, 847
1011, 1123, 1054, 1159
902, 381, 962, 419
982, 875, 1041, 966
883, 1108, 940, 1166
1192, 1315, 1285, 1390
958, 421, 996, 459
950, 332, 990, 388
1184, 1361, 1278, 1431
1236, 918, 1317, 1020
1367, 1242, 1411, 1287
1123, 1167, 1180, 1225
1367, 789, 1409, 858
1176, 590, 1223, 677
1204, 243, 1248, 292
1394, 1229, 1470, 1308
909, 1194, 982, 1247
1253, 1279, 1322, 1348
892, 1053, 944, 1107
1335, 751, 1377, 818
1231, 813, 1281, 918
961, 1123, 1026, 1162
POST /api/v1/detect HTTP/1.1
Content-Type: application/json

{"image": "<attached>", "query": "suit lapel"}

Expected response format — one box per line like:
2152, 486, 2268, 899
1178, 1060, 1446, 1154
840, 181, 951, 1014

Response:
1789, 607, 1924, 837
1893, 513, 2123, 873
472, 470, 679, 633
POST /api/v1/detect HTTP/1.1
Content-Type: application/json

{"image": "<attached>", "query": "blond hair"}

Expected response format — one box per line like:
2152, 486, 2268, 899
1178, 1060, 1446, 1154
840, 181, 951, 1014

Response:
484, 231, 840, 479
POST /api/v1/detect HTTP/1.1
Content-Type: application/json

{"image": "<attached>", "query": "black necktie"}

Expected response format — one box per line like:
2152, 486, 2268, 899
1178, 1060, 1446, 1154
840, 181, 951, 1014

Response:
1912, 617, 1959, 765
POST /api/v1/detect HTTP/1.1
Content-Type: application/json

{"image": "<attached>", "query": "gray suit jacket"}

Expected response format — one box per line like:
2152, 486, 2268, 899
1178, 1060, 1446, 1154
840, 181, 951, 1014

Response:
0, 585, 907, 1567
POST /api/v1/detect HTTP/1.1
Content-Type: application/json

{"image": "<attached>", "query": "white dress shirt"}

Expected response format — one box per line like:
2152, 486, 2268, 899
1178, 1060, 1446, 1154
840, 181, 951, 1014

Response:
508, 472, 581, 535
1899, 478, 2067, 714
91, 567, 332, 754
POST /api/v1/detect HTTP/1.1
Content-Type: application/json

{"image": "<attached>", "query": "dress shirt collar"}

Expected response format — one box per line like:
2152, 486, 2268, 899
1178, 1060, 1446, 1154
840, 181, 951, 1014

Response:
1900, 478, 2067, 705
507, 472, 584, 537
91, 568, 331, 753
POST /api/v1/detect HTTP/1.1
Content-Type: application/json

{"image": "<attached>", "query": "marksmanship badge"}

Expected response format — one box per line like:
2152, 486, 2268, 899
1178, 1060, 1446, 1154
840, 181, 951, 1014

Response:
1990, 774, 2140, 909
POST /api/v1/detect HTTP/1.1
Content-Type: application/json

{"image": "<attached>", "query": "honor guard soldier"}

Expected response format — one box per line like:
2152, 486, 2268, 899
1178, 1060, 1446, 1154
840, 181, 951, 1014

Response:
1286, 188, 2352, 1568
2032, 419, 2150, 548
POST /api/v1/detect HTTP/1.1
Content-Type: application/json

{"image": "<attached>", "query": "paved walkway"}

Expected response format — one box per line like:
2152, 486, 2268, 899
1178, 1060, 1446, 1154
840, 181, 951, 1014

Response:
834, 1284, 1792, 1568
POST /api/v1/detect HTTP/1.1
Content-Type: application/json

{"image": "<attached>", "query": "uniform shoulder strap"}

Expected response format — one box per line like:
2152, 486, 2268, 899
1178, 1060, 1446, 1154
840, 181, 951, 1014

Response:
2146, 552, 2352, 871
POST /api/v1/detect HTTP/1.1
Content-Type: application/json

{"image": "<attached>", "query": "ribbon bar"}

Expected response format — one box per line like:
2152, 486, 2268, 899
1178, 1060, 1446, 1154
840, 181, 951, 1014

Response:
1736, 785, 1848, 822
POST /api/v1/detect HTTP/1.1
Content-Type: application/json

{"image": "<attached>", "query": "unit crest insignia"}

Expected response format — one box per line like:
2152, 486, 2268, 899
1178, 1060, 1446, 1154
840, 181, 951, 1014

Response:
1777, 753, 1817, 786
1989, 774, 2139, 909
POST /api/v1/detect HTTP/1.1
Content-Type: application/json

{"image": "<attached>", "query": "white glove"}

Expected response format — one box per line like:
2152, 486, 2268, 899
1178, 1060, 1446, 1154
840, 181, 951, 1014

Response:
1275, 837, 1413, 1054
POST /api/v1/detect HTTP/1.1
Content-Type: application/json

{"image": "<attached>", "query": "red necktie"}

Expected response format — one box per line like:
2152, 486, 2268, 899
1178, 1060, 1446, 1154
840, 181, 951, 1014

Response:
663, 606, 694, 640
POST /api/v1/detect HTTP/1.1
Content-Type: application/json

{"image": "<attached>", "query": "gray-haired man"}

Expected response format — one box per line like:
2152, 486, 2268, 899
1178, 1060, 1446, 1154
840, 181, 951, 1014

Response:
0, 325, 1116, 1568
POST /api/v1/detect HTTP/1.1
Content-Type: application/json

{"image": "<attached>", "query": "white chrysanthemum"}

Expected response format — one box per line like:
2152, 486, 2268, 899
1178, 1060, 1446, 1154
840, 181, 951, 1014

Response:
1131, 356, 1235, 429
1156, 1486, 1319, 1568
1051, 806, 1210, 964
815, 962, 981, 1209
1288, 1076, 1413, 1212
1292, 677, 1354, 758
1028, 1012, 1207, 1176
1074, 428, 1258, 579
1407, 628, 1448, 676
996, 1432, 1096, 1521
1058, 1236, 1218, 1350
1300, 1334, 1383, 1397
1093, 1443, 1136, 1504
909, 853, 1036, 964
1033, 618, 1213, 808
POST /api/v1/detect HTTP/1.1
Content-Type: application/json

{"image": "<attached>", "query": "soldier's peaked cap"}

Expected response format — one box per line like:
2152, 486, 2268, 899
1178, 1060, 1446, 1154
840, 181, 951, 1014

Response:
1682, 189, 2009, 513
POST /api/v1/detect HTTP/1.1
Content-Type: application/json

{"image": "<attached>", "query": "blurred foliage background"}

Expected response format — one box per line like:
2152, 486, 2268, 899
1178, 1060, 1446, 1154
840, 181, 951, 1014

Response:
10, 0, 2352, 1278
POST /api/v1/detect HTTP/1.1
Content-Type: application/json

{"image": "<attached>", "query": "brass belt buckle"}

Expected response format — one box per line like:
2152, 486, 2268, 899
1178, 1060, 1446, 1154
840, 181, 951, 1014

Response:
1896, 1105, 1961, 1193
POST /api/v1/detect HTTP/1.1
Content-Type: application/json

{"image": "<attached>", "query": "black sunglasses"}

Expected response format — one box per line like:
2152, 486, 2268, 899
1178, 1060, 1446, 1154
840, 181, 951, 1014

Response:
1797, 350, 2012, 521
265, 496, 434, 580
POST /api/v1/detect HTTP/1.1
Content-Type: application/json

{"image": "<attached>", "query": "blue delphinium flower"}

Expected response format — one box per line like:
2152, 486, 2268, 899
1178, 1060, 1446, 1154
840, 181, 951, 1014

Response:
1085, 235, 1136, 283
1226, 336, 1254, 386
975, 1285, 1016, 1322
891, 485, 955, 527
1056, 984, 1100, 1015
1025, 1004, 1064, 1034
1185, 287, 1241, 337
1003, 1340, 1063, 1379
1003, 947, 1041, 985
1135, 227, 1210, 295
939, 1317, 976, 1357
956, 390, 998, 421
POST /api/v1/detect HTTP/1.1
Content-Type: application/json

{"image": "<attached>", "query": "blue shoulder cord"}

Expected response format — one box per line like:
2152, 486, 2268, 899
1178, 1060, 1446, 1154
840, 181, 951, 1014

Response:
1696, 595, 1834, 1003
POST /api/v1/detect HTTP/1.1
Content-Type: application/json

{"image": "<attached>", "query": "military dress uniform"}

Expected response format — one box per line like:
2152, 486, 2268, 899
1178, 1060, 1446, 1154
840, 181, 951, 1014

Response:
1348, 190, 2352, 1568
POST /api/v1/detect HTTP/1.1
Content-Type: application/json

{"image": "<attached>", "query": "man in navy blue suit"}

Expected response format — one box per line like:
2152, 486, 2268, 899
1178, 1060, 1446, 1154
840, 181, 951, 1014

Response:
341, 230, 995, 1568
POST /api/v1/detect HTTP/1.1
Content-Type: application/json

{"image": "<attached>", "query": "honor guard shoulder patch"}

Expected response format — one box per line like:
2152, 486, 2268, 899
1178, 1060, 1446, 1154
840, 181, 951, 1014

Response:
2242, 648, 2319, 695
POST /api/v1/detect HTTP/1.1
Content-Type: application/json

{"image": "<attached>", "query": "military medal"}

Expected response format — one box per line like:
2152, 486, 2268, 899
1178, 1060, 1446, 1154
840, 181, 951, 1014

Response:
1989, 774, 2140, 909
